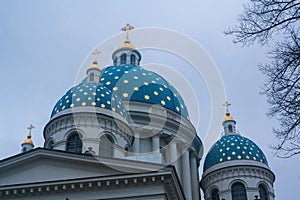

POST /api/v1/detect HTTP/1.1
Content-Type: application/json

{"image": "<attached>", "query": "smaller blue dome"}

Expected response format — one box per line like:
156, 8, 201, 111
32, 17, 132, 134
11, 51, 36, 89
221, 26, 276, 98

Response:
51, 82, 128, 120
203, 134, 268, 172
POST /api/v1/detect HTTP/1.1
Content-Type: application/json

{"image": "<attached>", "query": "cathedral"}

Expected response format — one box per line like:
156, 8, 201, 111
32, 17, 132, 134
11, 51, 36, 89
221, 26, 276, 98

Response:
0, 25, 275, 200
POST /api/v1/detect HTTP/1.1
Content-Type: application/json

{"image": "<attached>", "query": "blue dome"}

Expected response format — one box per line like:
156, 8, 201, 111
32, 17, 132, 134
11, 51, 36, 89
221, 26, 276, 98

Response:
100, 64, 189, 118
203, 134, 268, 172
51, 82, 128, 120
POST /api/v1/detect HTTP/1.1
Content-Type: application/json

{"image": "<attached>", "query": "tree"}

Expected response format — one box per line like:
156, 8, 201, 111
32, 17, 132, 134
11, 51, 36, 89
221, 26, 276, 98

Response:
225, 0, 300, 157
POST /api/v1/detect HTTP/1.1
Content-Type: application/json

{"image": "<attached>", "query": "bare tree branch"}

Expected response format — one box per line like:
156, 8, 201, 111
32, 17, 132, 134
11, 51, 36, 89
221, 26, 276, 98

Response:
226, 0, 300, 157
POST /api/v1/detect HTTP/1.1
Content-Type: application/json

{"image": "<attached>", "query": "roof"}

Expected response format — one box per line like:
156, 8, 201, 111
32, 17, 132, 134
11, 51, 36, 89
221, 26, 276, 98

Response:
100, 64, 189, 118
51, 82, 128, 120
203, 134, 268, 172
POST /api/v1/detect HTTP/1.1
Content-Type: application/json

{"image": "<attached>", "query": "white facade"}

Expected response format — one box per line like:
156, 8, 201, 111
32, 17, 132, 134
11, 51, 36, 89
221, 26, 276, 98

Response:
201, 161, 275, 200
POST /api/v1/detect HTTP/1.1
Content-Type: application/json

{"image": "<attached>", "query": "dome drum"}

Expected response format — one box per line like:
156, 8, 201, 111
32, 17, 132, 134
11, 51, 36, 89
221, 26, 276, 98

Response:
201, 165, 275, 200
43, 111, 133, 157
112, 48, 141, 66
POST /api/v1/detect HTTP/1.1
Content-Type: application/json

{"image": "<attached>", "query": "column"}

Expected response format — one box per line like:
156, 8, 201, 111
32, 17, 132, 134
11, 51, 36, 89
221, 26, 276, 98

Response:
169, 140, 181, 181
190, 152, 200, 200
169, 141, 177, 163
152, 135, 160, 153
182, 150, 192, 200
132, 134, 140, 153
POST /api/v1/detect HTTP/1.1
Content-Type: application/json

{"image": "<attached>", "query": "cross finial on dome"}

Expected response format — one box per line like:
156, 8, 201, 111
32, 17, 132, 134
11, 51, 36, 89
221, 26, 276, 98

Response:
121, 23, 134, 42
27, 124, 35, 135
23, 124, 34, 145
223, 101, 231, 113
21, 124, 34, 152
223, 101, 235, 122
91, 49, 100, 65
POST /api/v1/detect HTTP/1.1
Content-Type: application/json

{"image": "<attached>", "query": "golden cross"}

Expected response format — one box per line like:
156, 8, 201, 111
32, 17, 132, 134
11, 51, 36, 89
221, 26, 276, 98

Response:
27, 124, 35, 134
121, 23, 134, 32
92, 49, 100, 58
91, 49, 100, 63
121, 23, 134, 42
223, 101, 231, 112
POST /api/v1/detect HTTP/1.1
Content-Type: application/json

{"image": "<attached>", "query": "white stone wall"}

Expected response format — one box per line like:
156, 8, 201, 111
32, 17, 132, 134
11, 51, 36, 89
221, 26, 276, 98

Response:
201, 161, 275, 200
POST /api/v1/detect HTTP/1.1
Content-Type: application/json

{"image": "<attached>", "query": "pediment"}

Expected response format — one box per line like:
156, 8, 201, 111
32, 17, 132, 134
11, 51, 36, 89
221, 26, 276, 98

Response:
0, 148, 165, 186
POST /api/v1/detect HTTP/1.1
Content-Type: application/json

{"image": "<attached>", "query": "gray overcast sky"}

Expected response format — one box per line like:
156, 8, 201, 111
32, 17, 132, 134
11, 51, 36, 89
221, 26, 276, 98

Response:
0, 0, 298, 199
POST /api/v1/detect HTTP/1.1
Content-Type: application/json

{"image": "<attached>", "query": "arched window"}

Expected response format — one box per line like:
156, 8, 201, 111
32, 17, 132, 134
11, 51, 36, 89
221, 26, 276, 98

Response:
259, 184, 268, 200
120, 54, 127, 65
130, 54, 136, 65
211, 189, 220, 200
113, 59, 117, 66
66, 133, 82, 153
232, 183, 247, 200
99, 134, 114, 157
89, 73, 94, 82
228, 124, 233, 132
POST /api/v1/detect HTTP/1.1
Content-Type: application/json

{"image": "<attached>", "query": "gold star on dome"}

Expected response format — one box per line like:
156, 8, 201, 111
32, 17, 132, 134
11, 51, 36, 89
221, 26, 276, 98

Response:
133, 87, 139, 91
113, 87, 118, 91
144, 95, 150, 100
123, 93, 128, 98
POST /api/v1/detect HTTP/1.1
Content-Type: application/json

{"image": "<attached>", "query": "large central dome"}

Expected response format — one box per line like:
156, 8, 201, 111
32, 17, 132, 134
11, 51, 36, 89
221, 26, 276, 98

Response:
51, 26, 190, 121
100, 64, 189, 118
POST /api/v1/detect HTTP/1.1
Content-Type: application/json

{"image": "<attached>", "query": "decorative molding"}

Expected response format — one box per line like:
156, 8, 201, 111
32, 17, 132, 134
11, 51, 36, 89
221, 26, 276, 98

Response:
0, 169, 184, 200
201, 164, 275, 199
44, 113, 133, 146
